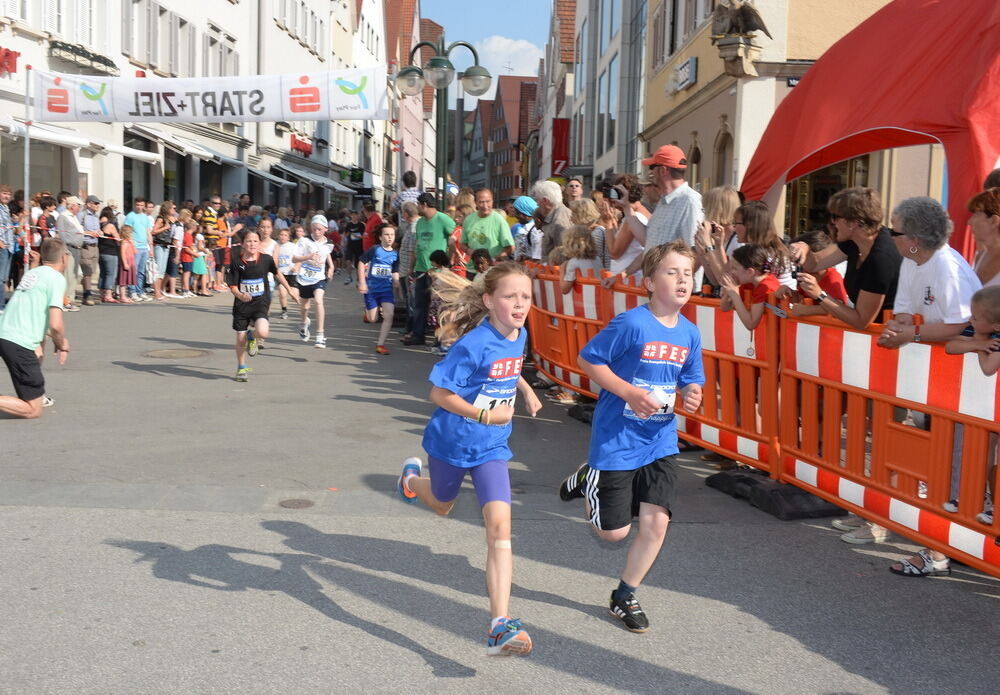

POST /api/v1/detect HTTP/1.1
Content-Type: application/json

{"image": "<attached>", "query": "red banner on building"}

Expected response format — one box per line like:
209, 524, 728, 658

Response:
551, 118, 569, 176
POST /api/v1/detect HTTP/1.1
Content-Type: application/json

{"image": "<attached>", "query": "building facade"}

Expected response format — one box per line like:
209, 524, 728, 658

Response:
536, 0, 576, 182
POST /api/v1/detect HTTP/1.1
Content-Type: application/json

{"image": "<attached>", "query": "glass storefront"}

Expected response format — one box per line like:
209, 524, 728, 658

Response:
784, 155, 870, 237
200, 159, 222, 199
124, 133, 153, 206
163, 148, 186, 203
0, 140, 64, 196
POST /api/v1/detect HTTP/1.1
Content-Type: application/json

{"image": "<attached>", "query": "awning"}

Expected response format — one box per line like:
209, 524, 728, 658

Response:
191, 141, 246, 168
127, 124, 215, 160
2, 118, 162, 164
249, 168, 296, 188
273, 162, 354, 194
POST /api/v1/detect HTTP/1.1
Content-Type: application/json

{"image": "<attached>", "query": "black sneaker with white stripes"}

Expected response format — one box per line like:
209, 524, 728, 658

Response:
559, 462, 589, 501
609, 591, 650, 633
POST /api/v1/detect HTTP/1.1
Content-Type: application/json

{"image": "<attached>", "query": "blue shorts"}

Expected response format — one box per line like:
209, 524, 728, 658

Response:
364, 287, 395, 310
298, 280, 327, 298
428, 456, 511, 506
181, 261, 193, 272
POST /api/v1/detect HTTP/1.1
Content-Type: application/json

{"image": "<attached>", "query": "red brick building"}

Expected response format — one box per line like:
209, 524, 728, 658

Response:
489, 75, 539, 201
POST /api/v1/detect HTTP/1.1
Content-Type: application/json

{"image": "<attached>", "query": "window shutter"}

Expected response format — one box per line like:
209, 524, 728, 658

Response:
79, 0, 93, 46
2, 0, 18, 20
168, 14, 178, 75
42, 0, 58, 34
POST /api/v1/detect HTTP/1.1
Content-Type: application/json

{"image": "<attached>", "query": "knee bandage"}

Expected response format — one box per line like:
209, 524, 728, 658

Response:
493, 539, 512, 550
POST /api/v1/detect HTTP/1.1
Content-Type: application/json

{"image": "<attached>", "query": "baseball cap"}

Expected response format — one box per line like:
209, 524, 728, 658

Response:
310, 214, 328, 228
513, 195, 538, 217
85, 194, 101, 204
65, 196, 82, 206
641, 144, 688, 169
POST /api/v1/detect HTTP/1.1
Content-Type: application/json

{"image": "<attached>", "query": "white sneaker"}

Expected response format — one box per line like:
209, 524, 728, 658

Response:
164, 292, 181, 298
840, 523, 890, 545
314, 333, 326, 349
42, 395, 54, 407
299, 317, 311, 342
831, 514, 868, 532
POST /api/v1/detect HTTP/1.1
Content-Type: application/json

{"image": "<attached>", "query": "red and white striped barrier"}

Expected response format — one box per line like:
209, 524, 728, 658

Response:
784, 322, 1000, 421
684, 303, 764, 361
536, 355, 594, 394
785, 455, 1000, 569
676, 413, 772, 464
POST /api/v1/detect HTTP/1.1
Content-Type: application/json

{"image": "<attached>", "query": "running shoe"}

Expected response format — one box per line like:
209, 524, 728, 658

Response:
235, 367, 250, 382
280, 309, 289, 320
397, 457, 422, 503
375, 345, 390, 355
42, 395, 54, 408
246, 329, 258, 357
486, 617, 533, 656
314, 333, 326, 349
609, 591, 650, 633
299, 317, 311, 342
559, 462, 590, 501
63, 304, 80, 312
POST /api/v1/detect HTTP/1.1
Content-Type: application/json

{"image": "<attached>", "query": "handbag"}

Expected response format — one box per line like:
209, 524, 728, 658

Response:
145, 255, 160, 282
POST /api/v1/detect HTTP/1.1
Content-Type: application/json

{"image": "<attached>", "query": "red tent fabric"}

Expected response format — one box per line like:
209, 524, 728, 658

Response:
740, 0, 1000, 258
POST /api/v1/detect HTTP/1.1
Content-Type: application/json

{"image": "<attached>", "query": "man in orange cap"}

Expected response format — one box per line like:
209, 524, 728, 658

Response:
618, 145, 703, 279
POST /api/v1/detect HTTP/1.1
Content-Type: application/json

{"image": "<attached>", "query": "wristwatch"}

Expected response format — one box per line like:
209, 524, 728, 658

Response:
815, 292, 829, 303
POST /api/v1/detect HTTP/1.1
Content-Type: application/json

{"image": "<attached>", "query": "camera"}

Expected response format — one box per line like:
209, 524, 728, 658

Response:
598, 180, 619, 200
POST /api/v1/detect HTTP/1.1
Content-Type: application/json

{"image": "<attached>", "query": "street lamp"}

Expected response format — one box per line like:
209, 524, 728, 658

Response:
396, 35, 492, 209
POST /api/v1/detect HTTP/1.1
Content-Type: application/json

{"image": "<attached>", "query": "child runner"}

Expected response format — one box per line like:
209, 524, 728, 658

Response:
719, 244, 781, 330
227, 229, 293, 382
561, 240, 704, 633
273, 227, 299, 320
292, 216, 335, 348
357, 223, 400, 354
396, 261, 543, 655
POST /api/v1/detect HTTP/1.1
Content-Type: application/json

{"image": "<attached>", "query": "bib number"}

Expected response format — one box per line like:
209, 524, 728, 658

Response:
468, 387, 517, 424
278, 254, 291, 269
623, 380, 676, 422
298, 263, 322, 281
371, 265, 392, 278
240, 278, 265, 297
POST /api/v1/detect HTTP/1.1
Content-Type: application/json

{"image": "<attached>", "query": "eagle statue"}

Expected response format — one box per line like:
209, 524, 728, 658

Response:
711, 0, 774, 45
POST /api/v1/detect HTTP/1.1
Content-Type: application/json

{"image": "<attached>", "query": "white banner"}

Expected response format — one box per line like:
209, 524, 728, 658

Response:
34, 67, 389, 123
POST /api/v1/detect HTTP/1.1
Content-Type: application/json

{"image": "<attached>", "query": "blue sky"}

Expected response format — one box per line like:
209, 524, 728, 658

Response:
417, 0, 550, 103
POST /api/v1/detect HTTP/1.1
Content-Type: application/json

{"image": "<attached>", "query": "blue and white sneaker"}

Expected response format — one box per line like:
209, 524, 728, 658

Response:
396, 457, 422, 503
486, 617, 533, 656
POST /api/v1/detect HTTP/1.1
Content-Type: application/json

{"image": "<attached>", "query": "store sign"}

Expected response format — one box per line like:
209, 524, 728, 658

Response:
290, 134, 312, 156
34, 67, 389, 123
551, 118, 569, 176
673, 57, 698, 92
0, 47, 20, 74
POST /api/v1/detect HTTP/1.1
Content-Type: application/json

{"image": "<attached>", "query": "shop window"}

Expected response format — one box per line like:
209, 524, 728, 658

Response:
783, 154, 872, 237
714, 131, 732, 186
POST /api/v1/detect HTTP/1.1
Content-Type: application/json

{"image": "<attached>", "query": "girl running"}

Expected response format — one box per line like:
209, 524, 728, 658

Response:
292, 216, 335, 348
227, 230, 293, 382
357, 223, 399, 354
273, 227, 299, 320
395, 261, 543, 656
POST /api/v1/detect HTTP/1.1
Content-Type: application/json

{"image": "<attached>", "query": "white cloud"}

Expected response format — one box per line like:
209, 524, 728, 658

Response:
449, 35, 543, 107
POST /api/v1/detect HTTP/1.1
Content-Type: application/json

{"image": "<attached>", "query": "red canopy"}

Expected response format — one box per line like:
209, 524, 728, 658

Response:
740, 0, 1000, 257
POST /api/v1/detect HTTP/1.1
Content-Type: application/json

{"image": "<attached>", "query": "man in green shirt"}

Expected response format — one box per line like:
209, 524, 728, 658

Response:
459, 189, 515, 272
0, 237, 71, 418
404, 193, 456, 345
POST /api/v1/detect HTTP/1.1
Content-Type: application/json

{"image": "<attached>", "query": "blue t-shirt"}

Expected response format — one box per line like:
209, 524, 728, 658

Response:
360, 245, 398, 292
422, 320, 527, 468
124, 211, 151, 249
580, 305, 705, 471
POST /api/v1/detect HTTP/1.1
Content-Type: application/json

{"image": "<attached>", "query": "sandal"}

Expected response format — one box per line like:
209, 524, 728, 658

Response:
546, 389, 577, 405
530, 377, 554, 389
889, 549, 951, 577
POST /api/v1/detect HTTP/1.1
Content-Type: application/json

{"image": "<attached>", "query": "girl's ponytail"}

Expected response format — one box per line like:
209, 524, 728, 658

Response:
433, 261, 531, 343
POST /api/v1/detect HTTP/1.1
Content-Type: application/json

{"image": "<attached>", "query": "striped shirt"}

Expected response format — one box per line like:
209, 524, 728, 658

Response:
0, 203, 13, 248
644, 182, 703, 249
397, 219, 417, 276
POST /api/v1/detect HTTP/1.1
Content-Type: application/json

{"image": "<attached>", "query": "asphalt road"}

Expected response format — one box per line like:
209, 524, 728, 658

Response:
1, 279, 997, 694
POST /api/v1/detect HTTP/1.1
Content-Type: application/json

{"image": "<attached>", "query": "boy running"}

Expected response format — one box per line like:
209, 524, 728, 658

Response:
292, 216, 335, 348
0, 237, 71, 418
358, 223, 400, 354
562, 240, 704, 632
228, 230, 293, 382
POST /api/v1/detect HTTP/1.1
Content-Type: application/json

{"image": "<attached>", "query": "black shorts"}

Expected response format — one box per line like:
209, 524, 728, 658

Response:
347, 244, 363, 265
213, 248, 229, 268
0, 338, 45, 402
584, 456, 678, 531
232, 301, 270, 332
282, 273, 298, 288
298, 280, 326, 299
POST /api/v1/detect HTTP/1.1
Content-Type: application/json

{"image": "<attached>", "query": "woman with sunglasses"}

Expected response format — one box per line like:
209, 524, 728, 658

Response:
789, 187, 901, 329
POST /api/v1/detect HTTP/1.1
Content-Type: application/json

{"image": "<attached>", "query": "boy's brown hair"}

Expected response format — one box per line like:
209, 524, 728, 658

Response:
640, 240, 695, 280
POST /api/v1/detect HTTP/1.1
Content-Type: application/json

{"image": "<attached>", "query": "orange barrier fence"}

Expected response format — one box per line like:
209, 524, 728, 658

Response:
528, 264, 1000, 578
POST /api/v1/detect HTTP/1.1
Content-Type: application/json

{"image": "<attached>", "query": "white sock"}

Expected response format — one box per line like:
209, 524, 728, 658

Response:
490, 616, 506, 630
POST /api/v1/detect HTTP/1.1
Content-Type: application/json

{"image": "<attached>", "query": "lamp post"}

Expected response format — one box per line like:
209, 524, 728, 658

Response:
397, 34, 491, 210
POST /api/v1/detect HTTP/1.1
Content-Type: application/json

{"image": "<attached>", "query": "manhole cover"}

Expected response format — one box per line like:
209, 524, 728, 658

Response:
143, 349, 210, 359
278, 498, 315, 509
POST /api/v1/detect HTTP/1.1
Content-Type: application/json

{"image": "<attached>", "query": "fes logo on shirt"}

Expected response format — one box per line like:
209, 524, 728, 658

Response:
489, 357, 523, 380
641, 342, 689, 366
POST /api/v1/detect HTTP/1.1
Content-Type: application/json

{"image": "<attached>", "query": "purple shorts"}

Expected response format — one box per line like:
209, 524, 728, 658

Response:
429, 456, 511, 506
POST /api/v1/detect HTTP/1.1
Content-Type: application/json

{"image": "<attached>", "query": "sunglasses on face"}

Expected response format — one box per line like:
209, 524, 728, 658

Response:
889, 228, 905, 237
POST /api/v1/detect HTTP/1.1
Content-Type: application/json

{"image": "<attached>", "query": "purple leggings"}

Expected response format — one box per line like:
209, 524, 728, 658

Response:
428, 456, 512, 506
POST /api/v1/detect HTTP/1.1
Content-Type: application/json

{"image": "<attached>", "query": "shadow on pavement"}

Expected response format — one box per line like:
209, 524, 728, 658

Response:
111, 361, 231, 380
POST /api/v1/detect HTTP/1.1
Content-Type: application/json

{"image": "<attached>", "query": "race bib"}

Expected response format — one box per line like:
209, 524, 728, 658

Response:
350, 232, 362, 241
623, 379, 676, 422
298, 262, 322, 281
371, 265, 392, 278
277, 254, 291, 269
240, 278, 265, 297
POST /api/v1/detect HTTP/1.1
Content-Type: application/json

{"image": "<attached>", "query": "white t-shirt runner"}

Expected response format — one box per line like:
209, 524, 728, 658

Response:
295, 238, 332, 286
276, 241, 297, 275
